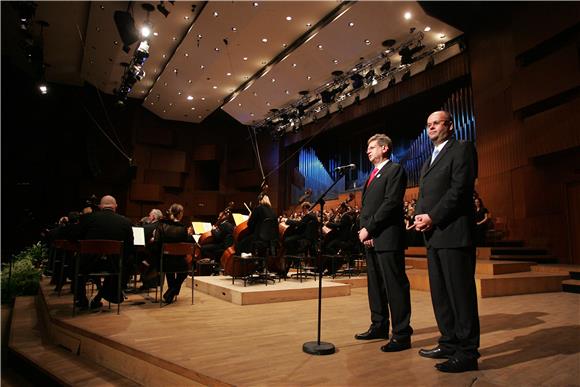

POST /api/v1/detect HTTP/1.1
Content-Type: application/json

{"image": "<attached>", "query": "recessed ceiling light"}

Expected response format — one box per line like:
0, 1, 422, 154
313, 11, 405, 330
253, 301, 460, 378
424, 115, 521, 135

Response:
114, 40, 118, 45
307, 75, 312, 80
243, 57, 248, 61
404, 12, 412, 20
250, 113, 255, 117
317, 44, 323, 50
172, 36, 176, 41
212, 85, 218, 89
187, 96, 193, 100
213, 11, 218, 17
253, 92, 257, 96
292, 63, 297, 68
226, 72, 232, 76
201, 97, 205, 101
163, 109, 166, 113
424, 26, 431, 32
198, 115, 202, 119
162, 54, 166, 58
214, 47, 219, 51
231, 27, 237, 31
184, 53, 189, 57
348, 22, 354, 27
364, 39, 371, 45
306, 23, 312, 27
286, 16, 292, 21
169, 102, 173, 106
173, 68, 178, 74
253, 2, 258, 7
191, 107, 195, 110
178, 91, 182, 95
153, 32, 158, 36
238, 103, 242, 107
285, 90, 290, 94
164, 82, 168, 86
266, 102, 271, 106
200, 65, 205, 69
197, 34, 202, 38
271, 78, 276, 82
333, 59, 338, 64
100, 5, 105, 10
261, 38, 268, 43
188, 79, 192, 84
150, 102, 154, 105
282, 43, 288, 48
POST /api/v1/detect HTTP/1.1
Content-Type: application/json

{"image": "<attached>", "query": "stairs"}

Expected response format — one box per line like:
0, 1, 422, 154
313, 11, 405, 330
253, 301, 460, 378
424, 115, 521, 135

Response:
7, 296, 139, 386
404, 243, 571, 298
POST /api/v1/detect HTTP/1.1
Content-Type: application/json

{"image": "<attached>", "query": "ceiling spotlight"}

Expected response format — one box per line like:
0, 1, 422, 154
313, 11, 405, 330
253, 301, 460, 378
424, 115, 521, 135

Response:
213, 11, 218, 17
404, 12, 412, 20
348, 22, 354, 27
364, 39, 371, 45
157, 1, 170, 18
286, 16, 292, 21
187, 96, 193, 100
38, 83, 48, 95
424, 26, 431, 32
261, 38, 268, 43
253, 2, 259, 6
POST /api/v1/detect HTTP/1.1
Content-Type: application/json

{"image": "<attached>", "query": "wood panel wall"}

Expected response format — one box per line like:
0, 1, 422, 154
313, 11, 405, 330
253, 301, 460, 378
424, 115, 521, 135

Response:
470, 5, 580, 263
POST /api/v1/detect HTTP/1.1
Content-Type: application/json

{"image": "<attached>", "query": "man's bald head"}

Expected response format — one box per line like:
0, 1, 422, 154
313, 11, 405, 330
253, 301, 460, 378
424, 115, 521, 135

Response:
100, 195, 118, 211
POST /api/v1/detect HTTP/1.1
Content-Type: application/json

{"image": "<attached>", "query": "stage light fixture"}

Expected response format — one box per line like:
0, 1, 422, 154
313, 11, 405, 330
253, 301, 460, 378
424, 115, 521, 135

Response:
380, 60, 391, 74
157, 1, 170, 17
114, 10, 139, 53
350, 73, 364, 90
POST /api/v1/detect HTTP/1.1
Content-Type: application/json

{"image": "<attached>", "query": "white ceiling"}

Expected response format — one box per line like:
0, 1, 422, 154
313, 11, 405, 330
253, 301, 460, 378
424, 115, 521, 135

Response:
32, 1, 462, 126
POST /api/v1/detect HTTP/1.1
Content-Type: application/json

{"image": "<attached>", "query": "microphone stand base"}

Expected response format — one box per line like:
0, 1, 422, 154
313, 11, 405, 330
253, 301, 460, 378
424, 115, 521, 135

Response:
303, 341, 336, 356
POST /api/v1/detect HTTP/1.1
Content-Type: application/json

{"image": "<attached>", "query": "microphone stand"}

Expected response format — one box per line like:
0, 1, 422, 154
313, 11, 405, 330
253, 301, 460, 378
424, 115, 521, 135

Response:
302, 169, 348, 356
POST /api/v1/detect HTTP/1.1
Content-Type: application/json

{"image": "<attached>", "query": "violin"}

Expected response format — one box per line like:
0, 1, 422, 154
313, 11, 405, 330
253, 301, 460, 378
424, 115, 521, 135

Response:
322, 193, 355, 236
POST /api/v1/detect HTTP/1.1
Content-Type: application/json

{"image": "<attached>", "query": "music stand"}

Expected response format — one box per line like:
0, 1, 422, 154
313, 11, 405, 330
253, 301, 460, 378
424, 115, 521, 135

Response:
302, 169, 348, 356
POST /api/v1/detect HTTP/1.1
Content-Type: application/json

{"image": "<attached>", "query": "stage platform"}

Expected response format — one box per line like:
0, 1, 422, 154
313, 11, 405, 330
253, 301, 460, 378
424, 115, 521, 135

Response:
191, 275, 351, 305
9, 279, 580, 386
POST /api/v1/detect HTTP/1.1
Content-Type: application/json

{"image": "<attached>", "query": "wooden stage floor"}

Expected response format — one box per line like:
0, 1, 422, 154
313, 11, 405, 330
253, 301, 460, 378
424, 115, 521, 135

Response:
40, 278, 579, 386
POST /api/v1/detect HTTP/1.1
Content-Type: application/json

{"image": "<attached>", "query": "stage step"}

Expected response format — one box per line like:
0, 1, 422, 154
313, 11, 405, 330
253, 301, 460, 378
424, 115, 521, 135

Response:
485, 239, 525, 247
405, 258, 536, 275
8, 296, 138, 386
490, 254, 557, 263
490, 246, 549, 255
562, 279, 580, 294
406, 268, 569, 298
530, 264, 580, 275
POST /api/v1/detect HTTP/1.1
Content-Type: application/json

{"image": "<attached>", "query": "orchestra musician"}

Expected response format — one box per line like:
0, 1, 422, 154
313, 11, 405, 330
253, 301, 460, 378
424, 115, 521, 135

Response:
323, 204, 355, 275
282, 201, 319, 257
200, 210, 234, 268
151, 203, 194, 304
237, 193, 278, 255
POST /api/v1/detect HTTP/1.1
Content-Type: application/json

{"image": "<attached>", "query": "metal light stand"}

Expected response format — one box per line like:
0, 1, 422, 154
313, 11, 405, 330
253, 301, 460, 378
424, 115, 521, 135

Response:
302, 170, 347, 356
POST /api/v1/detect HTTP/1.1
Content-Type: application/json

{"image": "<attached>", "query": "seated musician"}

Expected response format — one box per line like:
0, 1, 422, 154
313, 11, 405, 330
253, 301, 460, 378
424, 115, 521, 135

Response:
151, 203, 194, 304
283, 201, 319, 256
200, 210, 234, 264
237, 194, 278, 255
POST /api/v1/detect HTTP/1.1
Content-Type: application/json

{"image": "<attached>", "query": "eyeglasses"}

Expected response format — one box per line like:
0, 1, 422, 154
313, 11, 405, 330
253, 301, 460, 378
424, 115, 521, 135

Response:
426, 120, 450, 128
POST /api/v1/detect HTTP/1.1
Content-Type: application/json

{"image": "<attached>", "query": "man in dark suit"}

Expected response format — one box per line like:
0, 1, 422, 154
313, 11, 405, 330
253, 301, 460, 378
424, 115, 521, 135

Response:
74, 195, 134, 309
414, 111, 480, 373
355, 134, 413, 352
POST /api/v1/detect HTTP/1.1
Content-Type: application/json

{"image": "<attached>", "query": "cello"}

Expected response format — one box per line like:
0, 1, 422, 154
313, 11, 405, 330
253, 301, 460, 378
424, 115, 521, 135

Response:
194, 202, 234, 260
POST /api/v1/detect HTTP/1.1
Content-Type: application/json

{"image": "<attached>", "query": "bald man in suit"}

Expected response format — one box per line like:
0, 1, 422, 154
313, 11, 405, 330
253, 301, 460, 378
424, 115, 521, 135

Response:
414, 111, 480, 373
355, 133, 413, 352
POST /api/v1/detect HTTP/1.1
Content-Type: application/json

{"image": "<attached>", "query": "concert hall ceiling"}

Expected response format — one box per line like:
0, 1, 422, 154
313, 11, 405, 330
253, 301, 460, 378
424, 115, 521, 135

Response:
22, 1, 462, 126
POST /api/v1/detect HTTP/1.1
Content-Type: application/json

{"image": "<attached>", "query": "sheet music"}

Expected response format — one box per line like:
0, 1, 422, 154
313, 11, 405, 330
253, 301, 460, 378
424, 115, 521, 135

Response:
192, 234, 201, 243
191, 221, 212, 234
132, 226, 145, 246
232, 213, 249, 226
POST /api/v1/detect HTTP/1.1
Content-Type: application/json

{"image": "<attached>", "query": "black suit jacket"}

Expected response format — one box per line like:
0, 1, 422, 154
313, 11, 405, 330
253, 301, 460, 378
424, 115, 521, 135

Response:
75, 209, 134, 250
415, 139, 477, 248
360, 161, 407, 251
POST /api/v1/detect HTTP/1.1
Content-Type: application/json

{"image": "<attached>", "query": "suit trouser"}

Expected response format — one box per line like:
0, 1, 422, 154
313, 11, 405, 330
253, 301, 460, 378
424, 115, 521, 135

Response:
427, 247, 480, 360
366, 249, 413, 340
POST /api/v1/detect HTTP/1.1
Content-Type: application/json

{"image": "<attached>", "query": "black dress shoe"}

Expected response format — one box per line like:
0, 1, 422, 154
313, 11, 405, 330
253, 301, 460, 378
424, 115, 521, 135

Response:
163, 289, 176, 304
75, 298, 89, 309
418, 346, 455, 359
380, 338, 411, 352
435, 357, 478, 373
89, 298, 103, 310
354, 327, 388, 340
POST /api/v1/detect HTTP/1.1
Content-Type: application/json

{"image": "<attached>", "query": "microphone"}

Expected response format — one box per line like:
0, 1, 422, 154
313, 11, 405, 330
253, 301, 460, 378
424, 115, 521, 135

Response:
334, 164, 356, 172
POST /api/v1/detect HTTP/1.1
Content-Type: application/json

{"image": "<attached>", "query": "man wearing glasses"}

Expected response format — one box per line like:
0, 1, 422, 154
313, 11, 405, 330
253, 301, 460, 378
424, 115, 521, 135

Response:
414, 111, 480, 373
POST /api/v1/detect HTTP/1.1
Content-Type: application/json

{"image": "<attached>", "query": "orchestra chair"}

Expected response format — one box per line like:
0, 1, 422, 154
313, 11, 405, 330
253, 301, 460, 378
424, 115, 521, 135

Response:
51, 240, 79, 296
73, 240, 123, 317
287, 238, 319, 282
157, 242, 195, 307
249, 217, 280, 285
